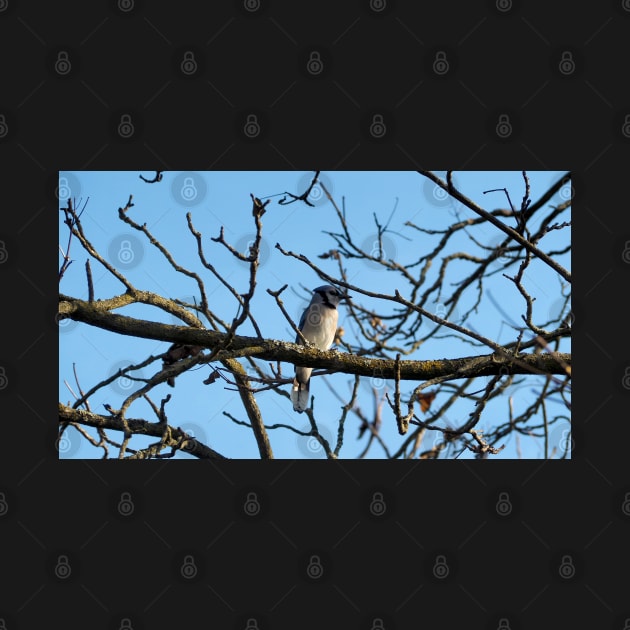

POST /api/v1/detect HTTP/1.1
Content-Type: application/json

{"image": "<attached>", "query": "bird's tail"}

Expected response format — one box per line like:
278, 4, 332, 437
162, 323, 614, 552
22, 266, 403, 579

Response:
291, 377, 309, 413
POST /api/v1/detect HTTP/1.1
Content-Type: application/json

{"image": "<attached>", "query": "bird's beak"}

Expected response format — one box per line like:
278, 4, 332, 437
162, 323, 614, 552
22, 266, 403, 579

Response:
340, 294, 351, 301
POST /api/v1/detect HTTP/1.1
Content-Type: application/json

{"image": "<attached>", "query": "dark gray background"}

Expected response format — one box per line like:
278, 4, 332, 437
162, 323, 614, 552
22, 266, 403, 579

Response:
0, 0, 626, 628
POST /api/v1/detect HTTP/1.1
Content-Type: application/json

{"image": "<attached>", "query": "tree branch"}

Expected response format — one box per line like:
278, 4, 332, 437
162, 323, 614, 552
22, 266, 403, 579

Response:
59, 295, 570, 380
58, 403, 228, 460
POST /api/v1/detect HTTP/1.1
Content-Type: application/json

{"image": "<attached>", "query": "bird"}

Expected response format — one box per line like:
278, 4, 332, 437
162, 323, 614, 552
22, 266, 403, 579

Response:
291, 285, 350, 413
162, 343, 202, 386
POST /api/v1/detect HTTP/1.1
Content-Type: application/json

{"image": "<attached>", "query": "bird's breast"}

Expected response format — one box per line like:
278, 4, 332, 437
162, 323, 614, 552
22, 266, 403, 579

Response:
300, 307, 338, 350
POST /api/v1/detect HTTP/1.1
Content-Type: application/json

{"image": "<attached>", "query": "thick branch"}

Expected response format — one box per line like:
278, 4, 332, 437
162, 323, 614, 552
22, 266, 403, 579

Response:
58, 403, 228, 460
222, 357, 273, 459
59, 295, 570, 379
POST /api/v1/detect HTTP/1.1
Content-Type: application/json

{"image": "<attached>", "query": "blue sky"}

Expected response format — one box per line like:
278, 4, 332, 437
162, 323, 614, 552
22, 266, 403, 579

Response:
58, 170, 571, 459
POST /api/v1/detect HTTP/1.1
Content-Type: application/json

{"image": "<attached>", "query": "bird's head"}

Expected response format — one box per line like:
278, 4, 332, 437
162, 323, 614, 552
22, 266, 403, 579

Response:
312, 285, 351, 308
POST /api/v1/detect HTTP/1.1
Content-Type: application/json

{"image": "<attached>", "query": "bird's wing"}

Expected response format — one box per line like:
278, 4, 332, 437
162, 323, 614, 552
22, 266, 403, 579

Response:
295, 305, 308, 344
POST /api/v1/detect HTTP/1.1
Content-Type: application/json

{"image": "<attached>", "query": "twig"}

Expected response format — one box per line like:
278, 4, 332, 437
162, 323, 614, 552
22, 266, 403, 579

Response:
85, 259, 94, 302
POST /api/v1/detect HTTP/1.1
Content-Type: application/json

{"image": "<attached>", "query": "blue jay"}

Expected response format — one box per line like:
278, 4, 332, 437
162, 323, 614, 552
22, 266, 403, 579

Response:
292, 285, 349, 413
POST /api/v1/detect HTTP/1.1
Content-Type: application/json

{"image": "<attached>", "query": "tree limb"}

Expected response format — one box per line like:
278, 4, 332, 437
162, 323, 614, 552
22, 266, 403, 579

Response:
59, 295, 570, 380
58, 403, 228, 460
